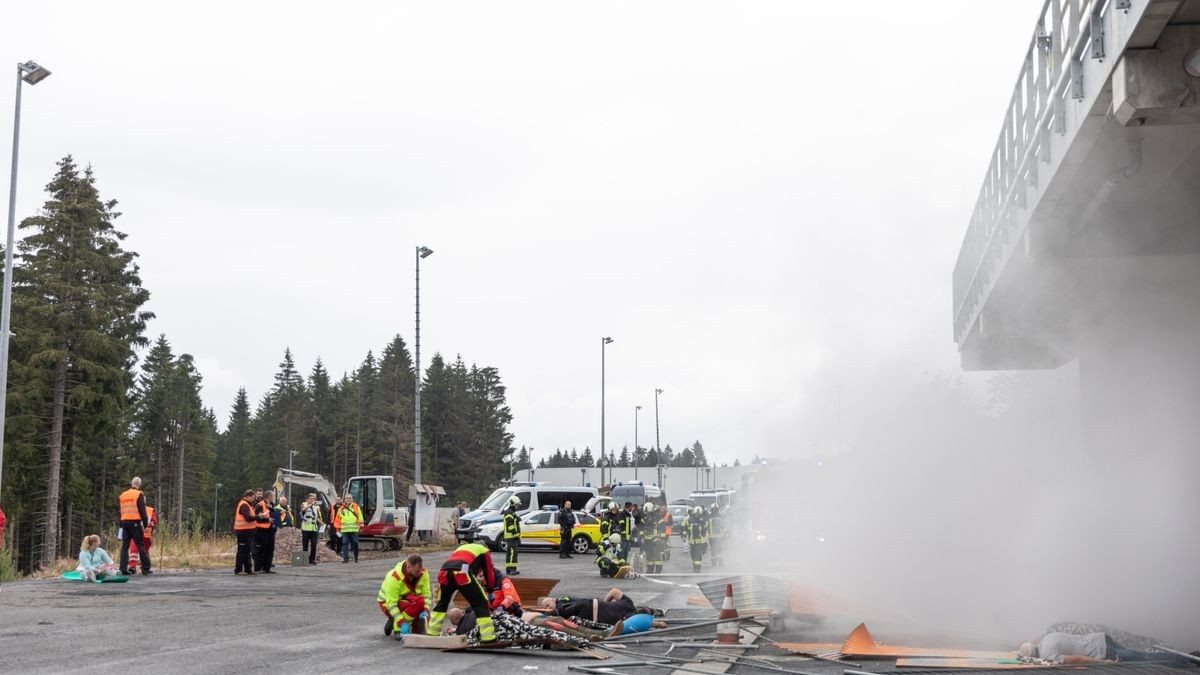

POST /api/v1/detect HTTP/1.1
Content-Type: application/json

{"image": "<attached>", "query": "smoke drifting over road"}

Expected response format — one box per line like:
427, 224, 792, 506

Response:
732, 345, 1200, 649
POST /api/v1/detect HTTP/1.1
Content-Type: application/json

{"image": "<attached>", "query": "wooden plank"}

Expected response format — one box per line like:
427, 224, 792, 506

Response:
897, 658, 1039, 669
436, 577, 559, 608
402, 634, 469, 649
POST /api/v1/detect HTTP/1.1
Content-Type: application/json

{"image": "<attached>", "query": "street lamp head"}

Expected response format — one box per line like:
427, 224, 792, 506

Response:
656, 388, 664, 394
636, 405, 642, 411
18, 61, 51, 85
603, 337, 613, 344
418, 246, 434, 258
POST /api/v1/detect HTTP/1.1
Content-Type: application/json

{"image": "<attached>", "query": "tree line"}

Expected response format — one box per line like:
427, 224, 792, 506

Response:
0, 157, 514, 572
520, 440, 714, 469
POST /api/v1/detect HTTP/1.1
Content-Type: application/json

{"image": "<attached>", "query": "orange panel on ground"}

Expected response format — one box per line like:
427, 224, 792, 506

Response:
842, 623, 1017, 659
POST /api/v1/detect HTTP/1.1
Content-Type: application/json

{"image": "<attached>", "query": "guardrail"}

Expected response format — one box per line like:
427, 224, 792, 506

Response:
951, 0, 1150, 346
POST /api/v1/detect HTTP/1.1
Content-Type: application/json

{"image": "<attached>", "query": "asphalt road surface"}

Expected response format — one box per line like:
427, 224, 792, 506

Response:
0, 539, 712, 674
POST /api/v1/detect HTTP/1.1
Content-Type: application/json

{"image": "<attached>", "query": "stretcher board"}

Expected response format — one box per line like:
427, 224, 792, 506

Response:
401, 634, 468, 649
61, 571, 129, 583
896, 658, 1038, 669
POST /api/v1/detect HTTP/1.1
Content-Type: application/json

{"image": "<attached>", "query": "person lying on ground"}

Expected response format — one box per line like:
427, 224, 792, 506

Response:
537, 587, 663, 626
1019, 632, 1191, 664
76, 535, 120, 582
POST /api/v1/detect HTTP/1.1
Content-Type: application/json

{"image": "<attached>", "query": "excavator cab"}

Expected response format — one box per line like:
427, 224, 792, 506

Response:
346, 475, 405, 547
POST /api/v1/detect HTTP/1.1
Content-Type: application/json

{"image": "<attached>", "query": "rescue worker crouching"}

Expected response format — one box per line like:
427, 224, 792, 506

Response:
378, 553, 432, 637
501, 495, 521, 576
596, 533, 628, 578
426, 543, 499, 643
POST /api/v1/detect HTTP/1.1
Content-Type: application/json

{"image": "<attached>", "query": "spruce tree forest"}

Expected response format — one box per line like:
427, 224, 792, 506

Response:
0, 158, 724, 574
0, 158, 516, 572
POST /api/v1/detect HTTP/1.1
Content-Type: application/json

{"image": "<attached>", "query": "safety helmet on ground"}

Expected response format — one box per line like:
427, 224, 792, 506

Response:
608, 533, 621, 544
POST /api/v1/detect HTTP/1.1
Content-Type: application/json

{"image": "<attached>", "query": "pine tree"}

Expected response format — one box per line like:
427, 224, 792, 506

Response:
579, 447, 594, 467
617, 446, 631, 467
691, 441, 707, 466
568, 449, 579, 466
515, 446, 532, 471
632, 445, 647, 468
9, 157, 152, 565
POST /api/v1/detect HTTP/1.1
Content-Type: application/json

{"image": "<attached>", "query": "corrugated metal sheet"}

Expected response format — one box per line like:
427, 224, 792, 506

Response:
696, 575, 791, 615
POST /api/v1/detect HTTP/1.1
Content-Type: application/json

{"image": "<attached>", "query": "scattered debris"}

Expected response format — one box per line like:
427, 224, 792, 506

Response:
780, 623, 1016, 660
1047, 622, 1163, 652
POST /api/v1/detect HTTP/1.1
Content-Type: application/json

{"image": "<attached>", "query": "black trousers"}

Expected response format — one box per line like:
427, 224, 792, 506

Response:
235, 530, 255, 572
301, 529, 319, 563
505, 537, 519, 571
254, 528, 275, 571
119, 521, 150, 573
559, 528, 573, 557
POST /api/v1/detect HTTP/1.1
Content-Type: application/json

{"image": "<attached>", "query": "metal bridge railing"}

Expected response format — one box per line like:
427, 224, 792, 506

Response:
951, 0, 1146, 346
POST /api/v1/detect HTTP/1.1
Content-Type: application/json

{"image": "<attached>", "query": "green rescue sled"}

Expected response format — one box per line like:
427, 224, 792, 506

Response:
62, 571, 129, 583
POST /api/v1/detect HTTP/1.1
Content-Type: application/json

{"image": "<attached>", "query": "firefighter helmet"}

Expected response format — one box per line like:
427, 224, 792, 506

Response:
692, 506, 703, 515
642, 502, 655, 513
608, 533, 621, 544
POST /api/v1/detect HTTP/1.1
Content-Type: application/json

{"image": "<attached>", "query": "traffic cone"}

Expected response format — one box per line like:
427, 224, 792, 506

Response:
716, 583, 740, 643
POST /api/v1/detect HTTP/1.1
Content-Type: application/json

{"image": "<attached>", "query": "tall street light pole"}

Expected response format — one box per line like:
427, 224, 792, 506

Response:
413, 245, 433, 486
0, 61, 50, 500
600, 336, 613, 487
654, 387, 663, 460
634, 405, 641, 480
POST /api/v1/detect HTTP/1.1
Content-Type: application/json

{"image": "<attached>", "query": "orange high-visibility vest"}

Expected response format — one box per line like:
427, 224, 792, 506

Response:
331, 505, 342, 530
255, 500, 271, 529
145, 506, 157, 535
234, 499, 257, 531
119, 489, 143, 522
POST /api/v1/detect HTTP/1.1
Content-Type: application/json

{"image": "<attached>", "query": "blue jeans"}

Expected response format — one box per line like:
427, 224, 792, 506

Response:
342, 532, 359, 561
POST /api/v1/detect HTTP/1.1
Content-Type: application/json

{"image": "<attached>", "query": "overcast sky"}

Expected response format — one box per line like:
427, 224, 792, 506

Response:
2, 1, 1043, 466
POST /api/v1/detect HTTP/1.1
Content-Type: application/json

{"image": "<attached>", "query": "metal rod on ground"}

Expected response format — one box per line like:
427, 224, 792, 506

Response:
755, 632, 862, 668
845, 670, 887, 675
594, 644, 704, 663
1154, 646, 1200, 664
603, 617, 761, 641
564, 658, 672, 667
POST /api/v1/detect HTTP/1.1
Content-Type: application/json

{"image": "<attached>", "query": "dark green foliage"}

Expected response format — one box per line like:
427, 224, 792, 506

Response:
4, 157, 152, 567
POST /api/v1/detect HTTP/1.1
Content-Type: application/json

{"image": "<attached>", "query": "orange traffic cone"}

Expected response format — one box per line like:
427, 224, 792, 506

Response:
716, 583, 740, 643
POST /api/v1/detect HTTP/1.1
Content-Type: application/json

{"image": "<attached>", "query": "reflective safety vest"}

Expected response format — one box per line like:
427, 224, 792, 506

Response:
119, 489, 144, 522
338, 505, 362, 533
234, 499, 258, 531
684, 517, 707, 545
300, 503, 323, 532
275, 504, 294, 527
502, 510, 520, 539
642, 515, 659, 543
377, 560, 432, 617
145, 506, 157, 536
619, 512, 633, 537
709, 513, 724, 538
256, 500, 272, 529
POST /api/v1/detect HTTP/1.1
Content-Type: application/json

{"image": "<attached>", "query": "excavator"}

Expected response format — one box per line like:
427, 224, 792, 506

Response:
274, 468, 408, 550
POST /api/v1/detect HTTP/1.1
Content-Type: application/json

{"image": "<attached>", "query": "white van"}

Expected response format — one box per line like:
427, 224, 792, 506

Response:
456, 483, 598, 542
